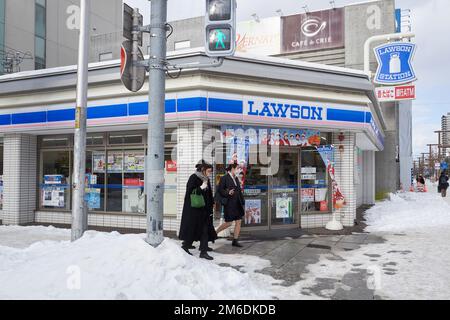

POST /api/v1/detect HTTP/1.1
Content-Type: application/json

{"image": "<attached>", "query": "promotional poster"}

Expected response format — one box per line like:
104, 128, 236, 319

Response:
245, 199, 262, 225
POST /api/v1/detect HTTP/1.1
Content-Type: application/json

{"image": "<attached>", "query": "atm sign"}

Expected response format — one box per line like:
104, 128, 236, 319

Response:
375, 85, 416, 102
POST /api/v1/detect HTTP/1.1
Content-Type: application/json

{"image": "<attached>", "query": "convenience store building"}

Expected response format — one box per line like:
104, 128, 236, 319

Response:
0, 50, 385, 232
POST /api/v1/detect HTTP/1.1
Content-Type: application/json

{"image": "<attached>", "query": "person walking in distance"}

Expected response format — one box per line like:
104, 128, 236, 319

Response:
179, 161, 217, 260
438, 170, 449, 198
215, 163, 245, 247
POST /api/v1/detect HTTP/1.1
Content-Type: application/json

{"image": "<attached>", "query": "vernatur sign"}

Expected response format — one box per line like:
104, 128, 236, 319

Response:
375, 85, 416, 102
282, 8, 345, 53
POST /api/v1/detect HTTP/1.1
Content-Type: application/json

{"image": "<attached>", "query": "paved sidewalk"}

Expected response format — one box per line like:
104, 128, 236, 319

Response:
213, 232, 386, 299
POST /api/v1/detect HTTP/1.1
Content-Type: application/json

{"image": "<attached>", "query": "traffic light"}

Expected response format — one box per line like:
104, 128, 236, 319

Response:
205, 0, 236, 57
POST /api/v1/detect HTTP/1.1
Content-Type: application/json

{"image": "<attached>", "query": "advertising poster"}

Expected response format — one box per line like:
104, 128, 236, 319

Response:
42, 188, 65, 208
316, 145, 346, 209
44, 175, 64, 185
85, 188, 101, 209
224, 127, 250, 189
244, 199, 262, 225
282, 8, 345, 53
107, 153, 123, 172
124, 153, 145, 172
92, 153, 106, 173
276, 197, 292, 218
315, 188, 328, 202
301, 189, 315, 203
222, 126, 321, 147
236, 16, 281, 56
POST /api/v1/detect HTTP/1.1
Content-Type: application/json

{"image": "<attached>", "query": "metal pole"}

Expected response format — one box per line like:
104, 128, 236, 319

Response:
146, 0, 167, 247
71, 0, 90, 242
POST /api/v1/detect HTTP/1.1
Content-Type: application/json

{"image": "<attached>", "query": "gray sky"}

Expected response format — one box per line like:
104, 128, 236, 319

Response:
125, 0, 450, 158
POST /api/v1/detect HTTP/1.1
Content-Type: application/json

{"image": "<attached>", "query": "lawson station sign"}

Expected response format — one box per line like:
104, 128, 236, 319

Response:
373, 42, 417, 85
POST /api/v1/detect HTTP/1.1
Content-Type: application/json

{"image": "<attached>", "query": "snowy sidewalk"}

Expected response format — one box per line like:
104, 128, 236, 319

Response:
1, 191, 450, 300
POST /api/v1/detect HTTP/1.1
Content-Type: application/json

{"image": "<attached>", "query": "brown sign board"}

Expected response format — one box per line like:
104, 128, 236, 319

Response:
282, 8, 345, 53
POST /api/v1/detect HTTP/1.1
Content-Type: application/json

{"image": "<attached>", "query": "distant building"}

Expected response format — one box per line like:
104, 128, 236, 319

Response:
442, 113, 450, 157
0, 0, 122, 75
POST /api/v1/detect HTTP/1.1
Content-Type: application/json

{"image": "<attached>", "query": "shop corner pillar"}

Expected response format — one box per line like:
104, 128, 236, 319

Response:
176, 122, 215, 233
333, 132, 356, 227
362, 151, 376, 205
2, 134, 37, 225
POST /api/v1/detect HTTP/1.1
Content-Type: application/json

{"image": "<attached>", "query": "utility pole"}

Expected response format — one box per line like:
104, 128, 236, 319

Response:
146, 0, 168, 247
71, 0, 90, 241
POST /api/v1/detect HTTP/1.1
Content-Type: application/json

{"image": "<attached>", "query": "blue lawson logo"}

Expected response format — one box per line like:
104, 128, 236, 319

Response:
247, 101, 323, 120
373, 42, 417, 85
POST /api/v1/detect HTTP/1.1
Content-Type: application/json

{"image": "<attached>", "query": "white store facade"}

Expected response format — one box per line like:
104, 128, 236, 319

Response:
0, 50, 385, 233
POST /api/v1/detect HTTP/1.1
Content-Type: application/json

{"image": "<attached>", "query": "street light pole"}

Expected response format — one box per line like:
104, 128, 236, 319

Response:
71, 0, 90, 241
146, 0, 167, 247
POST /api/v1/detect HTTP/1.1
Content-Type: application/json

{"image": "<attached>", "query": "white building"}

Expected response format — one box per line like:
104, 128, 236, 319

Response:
0, 50, 385, 233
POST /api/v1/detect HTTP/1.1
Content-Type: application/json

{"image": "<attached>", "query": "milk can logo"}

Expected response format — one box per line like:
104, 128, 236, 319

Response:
373, 42, 417, 85
301, 17, 327, 37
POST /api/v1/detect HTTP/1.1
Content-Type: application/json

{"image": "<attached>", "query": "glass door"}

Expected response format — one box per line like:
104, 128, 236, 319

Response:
269, 148, 299, 228
242, 156, 269, 229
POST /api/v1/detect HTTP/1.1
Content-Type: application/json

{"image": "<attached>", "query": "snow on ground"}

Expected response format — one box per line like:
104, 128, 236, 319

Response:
365, 191, 450, 232
0, 227, 318, 300
304, 191, 450, 300
1, 190, 449, 300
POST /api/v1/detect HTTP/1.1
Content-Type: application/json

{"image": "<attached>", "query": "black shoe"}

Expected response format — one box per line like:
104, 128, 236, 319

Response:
207, 247, 213, 252
181, 246, 193, 256
232, 239, 243, 247
200, 252, 214, 260
182, 242, 195, 250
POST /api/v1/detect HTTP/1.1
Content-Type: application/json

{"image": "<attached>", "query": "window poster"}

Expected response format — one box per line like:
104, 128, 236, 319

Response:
44, 175, 64, 185
301, 188, 315, 202
222, 125, 321, 147
315, 188, 328, 202
245, 199, 262, 225
276, 197, 292, 218
42, 188, 65, 208
124, 153, 145, 172
93, 153, 106, 173
85, 188, 101, 209
107, 152, 123, 172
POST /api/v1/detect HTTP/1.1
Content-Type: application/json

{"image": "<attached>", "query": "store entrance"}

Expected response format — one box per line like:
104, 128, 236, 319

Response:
243, 148, 300, 230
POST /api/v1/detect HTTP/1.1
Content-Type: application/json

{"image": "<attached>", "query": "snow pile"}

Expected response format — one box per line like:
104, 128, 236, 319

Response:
365, 191, 450, 232
0, 231, 276, 300
0, 225, 70, 248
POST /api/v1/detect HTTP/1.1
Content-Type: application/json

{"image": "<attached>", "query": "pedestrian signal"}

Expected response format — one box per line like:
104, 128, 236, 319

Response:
205, 0, 236, 57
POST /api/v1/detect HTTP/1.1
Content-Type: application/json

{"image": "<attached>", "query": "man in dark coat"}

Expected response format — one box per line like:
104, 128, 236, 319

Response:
438, 170, 449, 197
179, 161, 217, 260
215, 163, 245, 247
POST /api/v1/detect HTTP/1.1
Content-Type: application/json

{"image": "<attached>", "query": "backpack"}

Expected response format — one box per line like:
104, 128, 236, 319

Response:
440, 175, 448, 185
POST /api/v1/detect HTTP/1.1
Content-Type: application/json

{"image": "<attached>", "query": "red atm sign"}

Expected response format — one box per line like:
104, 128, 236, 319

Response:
375, 85, 416, 102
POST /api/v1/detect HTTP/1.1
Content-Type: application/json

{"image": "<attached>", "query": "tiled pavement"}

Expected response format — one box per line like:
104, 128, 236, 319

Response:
213, 232, 386, 299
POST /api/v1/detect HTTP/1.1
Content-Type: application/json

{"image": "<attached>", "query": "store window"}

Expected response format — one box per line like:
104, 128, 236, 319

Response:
38, 130, 177, 216
300, 146, 330, 213
40, 150, 71, 210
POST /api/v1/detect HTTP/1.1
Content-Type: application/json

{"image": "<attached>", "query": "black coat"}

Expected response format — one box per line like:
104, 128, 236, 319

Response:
438, 175, 449, 189
218, 173, 245, 221
179, 174, 217, 243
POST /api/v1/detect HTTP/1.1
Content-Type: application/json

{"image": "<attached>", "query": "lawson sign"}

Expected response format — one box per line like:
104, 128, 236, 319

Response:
246, 100, 324, 121
374, 42, 417, 85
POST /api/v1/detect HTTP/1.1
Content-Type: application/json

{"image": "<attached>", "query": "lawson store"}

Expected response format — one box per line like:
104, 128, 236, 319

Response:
0, 50, 385, 232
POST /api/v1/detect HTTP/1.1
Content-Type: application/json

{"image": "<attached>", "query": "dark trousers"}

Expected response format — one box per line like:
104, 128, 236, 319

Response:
184, 223, 209, 253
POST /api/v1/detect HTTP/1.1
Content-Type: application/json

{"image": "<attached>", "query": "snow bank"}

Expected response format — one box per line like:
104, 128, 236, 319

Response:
365, 191, 450, 232
0, 231, 275, 300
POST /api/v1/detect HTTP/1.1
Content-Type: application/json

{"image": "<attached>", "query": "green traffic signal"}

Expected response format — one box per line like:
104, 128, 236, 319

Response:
208, 28, 231, 51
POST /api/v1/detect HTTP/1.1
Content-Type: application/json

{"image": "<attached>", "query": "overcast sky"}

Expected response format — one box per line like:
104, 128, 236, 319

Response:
125, 0, 450, 158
